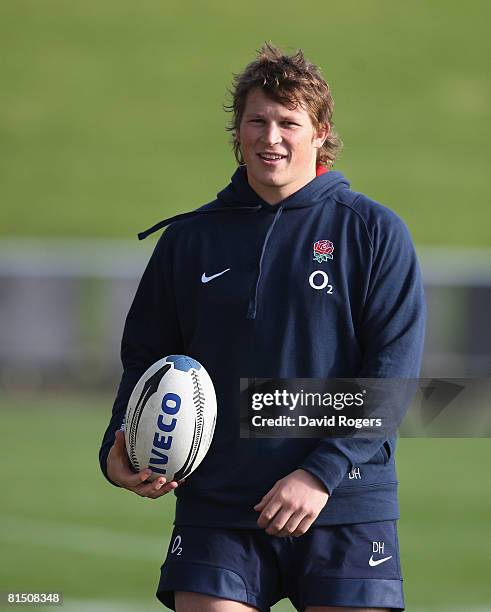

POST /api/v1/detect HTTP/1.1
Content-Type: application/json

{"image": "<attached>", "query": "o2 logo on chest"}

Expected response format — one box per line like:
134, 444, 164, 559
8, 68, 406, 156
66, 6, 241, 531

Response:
308, 270, 334, 294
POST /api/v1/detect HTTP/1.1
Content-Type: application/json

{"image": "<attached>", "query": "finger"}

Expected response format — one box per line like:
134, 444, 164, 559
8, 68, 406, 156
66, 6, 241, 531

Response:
291, 514, 316, 538
254, 486, 277, 511
123, 467, 153, 489
135, 478, 178, 499
132, 475, 168, 497
274, 511, 305, 538
256, 500, 282, 529
146, 480, 179, 499
264, 508, 295, 536
253, 498, 266, 511
107, 454, 152, 489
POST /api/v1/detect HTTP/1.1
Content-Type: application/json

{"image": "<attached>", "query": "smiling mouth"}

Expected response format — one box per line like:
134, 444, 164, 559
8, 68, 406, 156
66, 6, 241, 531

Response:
257, 153, 287, 164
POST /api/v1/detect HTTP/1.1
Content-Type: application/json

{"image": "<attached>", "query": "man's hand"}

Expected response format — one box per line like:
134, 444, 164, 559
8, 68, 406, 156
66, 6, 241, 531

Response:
106, 429, 180, 498
254, 469, 329, 537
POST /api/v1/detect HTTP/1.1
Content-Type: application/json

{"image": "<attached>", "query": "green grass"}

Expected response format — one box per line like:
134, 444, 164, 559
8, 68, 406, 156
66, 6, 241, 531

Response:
1, 393, 490, 610
1, 1, 490, 245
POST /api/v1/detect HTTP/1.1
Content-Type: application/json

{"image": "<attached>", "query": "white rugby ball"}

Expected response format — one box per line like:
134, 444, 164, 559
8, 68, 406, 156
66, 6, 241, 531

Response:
124, 355, 217, 482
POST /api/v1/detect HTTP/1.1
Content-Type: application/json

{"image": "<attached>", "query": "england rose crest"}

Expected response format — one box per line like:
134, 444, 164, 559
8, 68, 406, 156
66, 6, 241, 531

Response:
313, 239, 334, 263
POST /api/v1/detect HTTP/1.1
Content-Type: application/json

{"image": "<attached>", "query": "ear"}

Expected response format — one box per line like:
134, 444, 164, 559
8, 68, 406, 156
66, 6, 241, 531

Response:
313, 122, 330, 149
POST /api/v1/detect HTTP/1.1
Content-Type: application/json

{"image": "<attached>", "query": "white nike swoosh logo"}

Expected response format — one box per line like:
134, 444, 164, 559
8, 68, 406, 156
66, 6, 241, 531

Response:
369, 554, 393, 567
201, 268, 230, 283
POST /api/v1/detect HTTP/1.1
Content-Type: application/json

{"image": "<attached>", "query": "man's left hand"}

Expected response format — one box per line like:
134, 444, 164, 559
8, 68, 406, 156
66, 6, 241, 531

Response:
254, 469, 329, 537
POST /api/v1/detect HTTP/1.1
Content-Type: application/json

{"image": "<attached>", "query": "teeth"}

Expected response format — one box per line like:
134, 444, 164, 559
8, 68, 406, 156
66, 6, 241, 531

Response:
260, 154, 284, 160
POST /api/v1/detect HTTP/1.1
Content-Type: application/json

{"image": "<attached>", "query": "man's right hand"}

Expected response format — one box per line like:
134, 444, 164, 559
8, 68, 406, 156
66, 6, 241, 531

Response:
106, 429, 180, 499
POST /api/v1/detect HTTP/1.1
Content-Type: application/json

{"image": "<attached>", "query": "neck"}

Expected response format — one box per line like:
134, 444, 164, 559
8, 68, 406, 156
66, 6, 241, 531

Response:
247, 170, 317, 206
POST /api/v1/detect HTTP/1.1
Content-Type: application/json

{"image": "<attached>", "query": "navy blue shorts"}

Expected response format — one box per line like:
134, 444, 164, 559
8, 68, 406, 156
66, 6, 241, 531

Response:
156, 520, 404, 611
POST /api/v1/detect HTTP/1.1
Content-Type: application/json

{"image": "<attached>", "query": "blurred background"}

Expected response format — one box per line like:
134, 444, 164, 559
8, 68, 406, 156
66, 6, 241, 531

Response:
1, 1, 490, 610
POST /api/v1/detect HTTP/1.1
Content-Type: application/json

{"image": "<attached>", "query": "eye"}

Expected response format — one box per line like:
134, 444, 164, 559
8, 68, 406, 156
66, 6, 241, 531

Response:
283, 121, 299, 127
249, 118, 264, 123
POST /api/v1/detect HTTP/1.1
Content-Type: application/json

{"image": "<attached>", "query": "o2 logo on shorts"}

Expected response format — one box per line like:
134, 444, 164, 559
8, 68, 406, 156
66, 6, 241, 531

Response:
171, 534, 183, 556
308, 270, 333, 294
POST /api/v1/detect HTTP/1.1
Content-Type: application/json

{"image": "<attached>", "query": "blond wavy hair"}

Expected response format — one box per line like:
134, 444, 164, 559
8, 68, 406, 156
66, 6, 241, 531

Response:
225, 42, 342, 167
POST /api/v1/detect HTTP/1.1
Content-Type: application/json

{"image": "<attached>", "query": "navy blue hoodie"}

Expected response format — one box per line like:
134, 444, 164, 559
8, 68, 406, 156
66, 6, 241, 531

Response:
99, 167, 426, 527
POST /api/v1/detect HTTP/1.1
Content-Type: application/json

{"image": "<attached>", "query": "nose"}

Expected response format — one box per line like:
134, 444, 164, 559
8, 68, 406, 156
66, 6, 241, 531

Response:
261, 122, 282, 145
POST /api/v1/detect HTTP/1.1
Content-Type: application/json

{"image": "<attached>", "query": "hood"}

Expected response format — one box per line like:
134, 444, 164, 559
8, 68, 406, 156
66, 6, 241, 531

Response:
139, 165, 349, 239
217, 165, 349, 211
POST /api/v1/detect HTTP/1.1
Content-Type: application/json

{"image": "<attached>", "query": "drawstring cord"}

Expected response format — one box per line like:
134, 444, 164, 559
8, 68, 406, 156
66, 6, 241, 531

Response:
246, 204, 285, 320
138, 205, 262, 240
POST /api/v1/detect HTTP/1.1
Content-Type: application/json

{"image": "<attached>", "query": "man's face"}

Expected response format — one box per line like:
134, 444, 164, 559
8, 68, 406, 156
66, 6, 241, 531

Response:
237, 87, 328, 205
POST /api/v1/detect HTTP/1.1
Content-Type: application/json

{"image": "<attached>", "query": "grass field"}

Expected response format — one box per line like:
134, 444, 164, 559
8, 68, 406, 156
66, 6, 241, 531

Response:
1, 1, 490, 245
1, 1, 491, 610
1, 393, 490, 610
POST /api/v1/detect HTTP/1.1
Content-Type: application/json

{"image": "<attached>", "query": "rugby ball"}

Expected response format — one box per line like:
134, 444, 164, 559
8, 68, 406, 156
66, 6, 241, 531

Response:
124, 355, 217, 482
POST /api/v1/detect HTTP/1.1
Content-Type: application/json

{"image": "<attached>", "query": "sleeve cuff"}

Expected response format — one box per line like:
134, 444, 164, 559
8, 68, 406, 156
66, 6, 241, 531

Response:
299, 452, 352, 496
99, 442, 121, 488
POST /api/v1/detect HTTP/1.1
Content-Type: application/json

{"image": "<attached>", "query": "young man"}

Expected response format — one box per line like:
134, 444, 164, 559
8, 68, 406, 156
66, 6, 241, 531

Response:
100, 43, 426, 611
